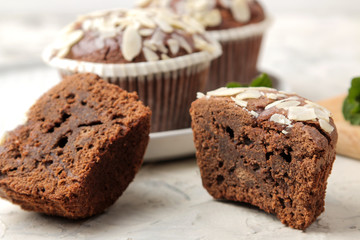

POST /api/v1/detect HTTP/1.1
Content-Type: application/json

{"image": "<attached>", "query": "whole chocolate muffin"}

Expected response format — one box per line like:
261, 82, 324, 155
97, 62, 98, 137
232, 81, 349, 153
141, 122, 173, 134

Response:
43, 8, 222, 132
137, 0, 271, 90
190, 87, 337, 230
0, 73, 151, 219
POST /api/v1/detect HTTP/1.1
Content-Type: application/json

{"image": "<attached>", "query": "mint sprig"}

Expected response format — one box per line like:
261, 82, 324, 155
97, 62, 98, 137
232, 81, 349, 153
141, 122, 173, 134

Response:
226, 73, 273, 88
343, 77, 360, 125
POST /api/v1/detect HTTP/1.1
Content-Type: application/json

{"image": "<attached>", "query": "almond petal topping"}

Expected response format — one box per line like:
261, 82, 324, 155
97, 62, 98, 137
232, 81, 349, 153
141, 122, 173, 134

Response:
122, 25, 142, 61
143, 47, 159, 62
231, 0, 251, 23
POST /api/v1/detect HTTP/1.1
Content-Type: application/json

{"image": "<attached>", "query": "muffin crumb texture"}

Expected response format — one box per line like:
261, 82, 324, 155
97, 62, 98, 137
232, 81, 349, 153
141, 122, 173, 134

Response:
0, 73, 151, 219
190, 87, 337, 230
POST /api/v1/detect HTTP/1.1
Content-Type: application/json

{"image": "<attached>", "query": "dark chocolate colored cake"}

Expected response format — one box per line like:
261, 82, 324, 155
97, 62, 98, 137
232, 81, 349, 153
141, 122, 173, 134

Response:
138, 0, 265, 30
0, 73, 151, 219
190, 87, 337, 230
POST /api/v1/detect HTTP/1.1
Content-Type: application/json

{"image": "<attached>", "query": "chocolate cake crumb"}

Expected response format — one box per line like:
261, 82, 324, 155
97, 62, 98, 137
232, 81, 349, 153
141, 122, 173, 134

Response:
190, 87, 337, 230
0, 73, 151, 219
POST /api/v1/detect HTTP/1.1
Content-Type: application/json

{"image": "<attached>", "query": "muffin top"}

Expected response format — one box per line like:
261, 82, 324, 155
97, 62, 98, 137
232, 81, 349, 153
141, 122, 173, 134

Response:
137, 0, 265, 30
197, 87, 336, 136
45, 8, 218, 63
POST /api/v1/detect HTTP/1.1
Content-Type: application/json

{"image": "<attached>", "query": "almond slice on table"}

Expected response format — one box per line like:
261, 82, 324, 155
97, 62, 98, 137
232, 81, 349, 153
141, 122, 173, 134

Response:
318, 94, 360, 160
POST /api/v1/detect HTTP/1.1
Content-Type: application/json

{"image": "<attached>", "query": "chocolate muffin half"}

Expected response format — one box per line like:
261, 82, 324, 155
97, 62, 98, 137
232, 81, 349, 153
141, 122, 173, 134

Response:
190, 87, 337, 230
0, 73, 151, 219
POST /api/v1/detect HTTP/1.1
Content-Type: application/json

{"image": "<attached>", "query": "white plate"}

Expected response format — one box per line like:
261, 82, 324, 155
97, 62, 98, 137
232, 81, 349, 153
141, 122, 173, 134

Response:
145, 128, 195, 162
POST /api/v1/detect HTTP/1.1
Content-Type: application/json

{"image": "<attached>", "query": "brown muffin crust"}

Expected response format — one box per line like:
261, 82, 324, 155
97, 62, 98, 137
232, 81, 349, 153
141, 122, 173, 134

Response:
138, 0, 266, 31
0, 73, 151, 219
46, 8, 217, 64
207, 0, 265, 30
190, 87, 337, 230
67, 31, 197, 64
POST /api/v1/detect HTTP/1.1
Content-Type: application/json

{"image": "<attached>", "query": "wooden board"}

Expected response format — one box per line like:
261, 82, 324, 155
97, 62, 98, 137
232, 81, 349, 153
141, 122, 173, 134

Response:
318, 95, 360, 160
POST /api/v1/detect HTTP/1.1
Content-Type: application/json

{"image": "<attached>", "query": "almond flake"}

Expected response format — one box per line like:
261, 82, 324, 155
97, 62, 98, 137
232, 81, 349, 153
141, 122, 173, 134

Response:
287, 96, 300, 100
266, 93, 279, 100
0, 132, 8, 145
143, 47, 159, 62
275, 100, 301, 110
199, 9, 222, 27
207, 87, 246, 97
172, 34, 192, 53
270, 114, 292, 125
82, 20, 93, 31
265, 99, 286, 110
288, 107, 317, 121
156, 42, 168, 54
313, 107, 330, 122
231, 0, 251, 23
137, 15, 157, 29
193, 35, 214, 52
191, 0, 211, 11
167, 39, 180, 55
136, 0, 152, 7
161, 54, 170, 60
305, 100, 332, 116
282, 130, 289, 135
182, 15, 205, 34
250, 87, 277, 91
56, 47, 70, 58
64, 30, 84, 47
143, 40, 157, 51
231, 97, 248, 108
139, 28, 155, 36
266, 93, 287, 100
235, 89, 262, 100
197, 92, 205, 99
319, 119, 334, 134
122, 25, 142, 61
250, 111, 259, 118
155, 17, 173, 33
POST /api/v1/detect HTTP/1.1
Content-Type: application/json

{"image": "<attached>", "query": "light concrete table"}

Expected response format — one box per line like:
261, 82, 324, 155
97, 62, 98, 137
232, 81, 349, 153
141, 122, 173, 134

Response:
1, 0, 360, 239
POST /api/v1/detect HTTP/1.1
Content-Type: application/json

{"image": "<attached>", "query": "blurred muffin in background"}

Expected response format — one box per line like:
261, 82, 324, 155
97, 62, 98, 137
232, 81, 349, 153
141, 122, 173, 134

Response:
137, 0, 271, 90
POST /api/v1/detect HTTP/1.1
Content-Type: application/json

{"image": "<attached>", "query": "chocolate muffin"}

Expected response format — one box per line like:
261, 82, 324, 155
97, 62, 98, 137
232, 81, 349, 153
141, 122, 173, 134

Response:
43, 8, 222, 132
137, 0, 271, 90
190, 87, 337, 230
0, 73, 151, 219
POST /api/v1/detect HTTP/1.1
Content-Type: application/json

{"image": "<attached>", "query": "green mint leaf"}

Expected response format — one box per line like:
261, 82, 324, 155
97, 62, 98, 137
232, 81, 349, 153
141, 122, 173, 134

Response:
226, 82, 246, 88
226, 73, 273, 89
250, 73, 273, 88
343, 77, 360, 125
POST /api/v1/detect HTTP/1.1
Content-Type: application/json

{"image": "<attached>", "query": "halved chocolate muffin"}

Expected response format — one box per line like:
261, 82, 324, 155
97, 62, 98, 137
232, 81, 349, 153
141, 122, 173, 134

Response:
190, 87, 337, 230
0, 73, 151, 219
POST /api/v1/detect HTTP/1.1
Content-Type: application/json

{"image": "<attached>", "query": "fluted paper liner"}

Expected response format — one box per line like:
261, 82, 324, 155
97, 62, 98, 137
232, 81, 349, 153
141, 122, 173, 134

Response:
42, 40, 222, 132
206, 17, 272, 91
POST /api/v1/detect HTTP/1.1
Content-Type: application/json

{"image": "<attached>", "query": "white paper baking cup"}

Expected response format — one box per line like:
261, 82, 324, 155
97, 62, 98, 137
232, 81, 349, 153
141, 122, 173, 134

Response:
205, 17, 272, 91
207, 17, 272, 43
42, 40, 222, 132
